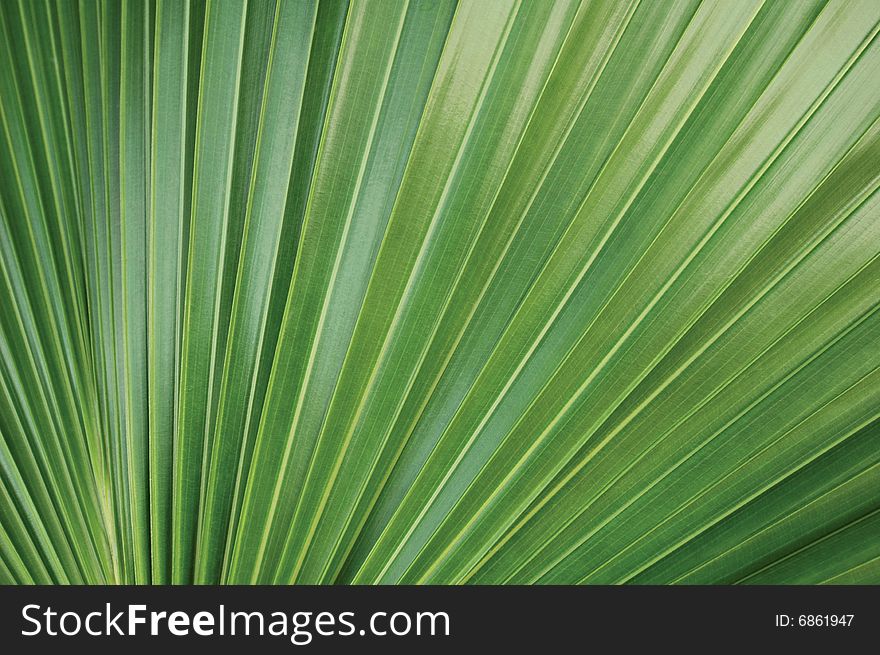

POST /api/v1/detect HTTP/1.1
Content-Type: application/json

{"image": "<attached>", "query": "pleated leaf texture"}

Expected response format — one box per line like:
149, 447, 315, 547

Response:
1, 0, 880, 585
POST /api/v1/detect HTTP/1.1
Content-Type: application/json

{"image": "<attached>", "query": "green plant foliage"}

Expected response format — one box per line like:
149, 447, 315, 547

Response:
1, 0, 879, 585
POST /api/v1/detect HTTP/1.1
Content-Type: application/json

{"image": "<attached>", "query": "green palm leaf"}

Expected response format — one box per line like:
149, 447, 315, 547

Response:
0, 0, 878, 585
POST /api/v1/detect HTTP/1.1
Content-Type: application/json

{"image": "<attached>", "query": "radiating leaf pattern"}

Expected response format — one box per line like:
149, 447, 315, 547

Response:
0, 0, 878, 585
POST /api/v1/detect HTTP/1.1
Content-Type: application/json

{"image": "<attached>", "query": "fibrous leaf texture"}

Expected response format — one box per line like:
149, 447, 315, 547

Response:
0, 0, 879, 585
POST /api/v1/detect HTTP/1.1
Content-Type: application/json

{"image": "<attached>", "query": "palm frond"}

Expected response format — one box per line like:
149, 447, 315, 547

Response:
1, 0, 879, 584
